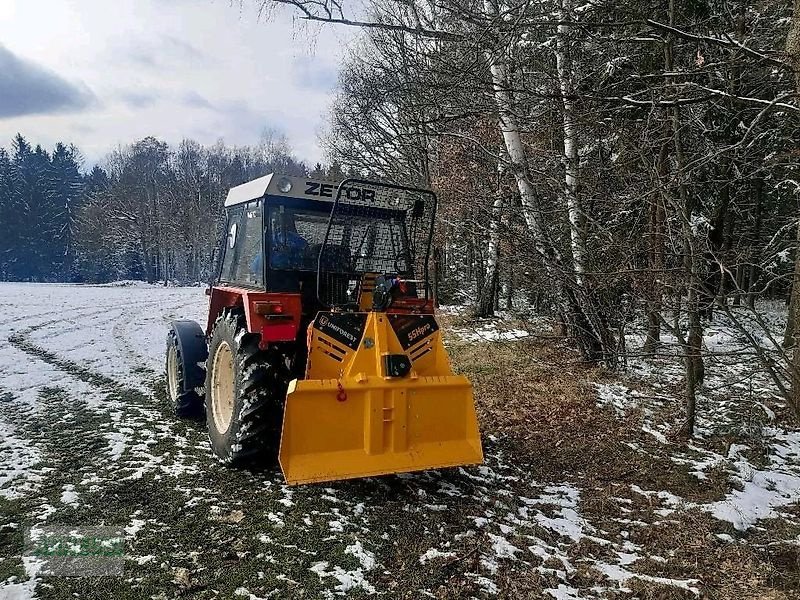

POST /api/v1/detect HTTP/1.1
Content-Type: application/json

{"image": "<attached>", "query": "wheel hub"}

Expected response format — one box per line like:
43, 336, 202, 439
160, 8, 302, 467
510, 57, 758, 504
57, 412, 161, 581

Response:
211, 341, 235, 434
166, 345, 180, 402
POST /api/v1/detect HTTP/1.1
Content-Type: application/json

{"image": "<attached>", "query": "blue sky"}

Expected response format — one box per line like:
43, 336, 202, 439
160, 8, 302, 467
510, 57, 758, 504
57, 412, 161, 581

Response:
0, 0, 352, 166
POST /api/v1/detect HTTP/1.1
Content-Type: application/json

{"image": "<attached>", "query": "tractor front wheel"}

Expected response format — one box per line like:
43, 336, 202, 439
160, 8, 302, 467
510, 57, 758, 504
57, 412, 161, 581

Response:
205, 310, 288, 466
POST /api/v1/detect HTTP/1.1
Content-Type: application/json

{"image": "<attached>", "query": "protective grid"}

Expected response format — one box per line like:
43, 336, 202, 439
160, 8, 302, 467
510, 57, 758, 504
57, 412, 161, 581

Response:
317, 180, 436, 308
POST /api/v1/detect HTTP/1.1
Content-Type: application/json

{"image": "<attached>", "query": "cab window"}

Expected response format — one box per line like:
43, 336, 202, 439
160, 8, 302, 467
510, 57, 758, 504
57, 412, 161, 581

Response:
219, 201, 263, 287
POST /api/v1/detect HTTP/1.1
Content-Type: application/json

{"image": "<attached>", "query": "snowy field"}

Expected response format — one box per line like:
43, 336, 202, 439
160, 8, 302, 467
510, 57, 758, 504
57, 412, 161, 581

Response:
0, 283, 799, 598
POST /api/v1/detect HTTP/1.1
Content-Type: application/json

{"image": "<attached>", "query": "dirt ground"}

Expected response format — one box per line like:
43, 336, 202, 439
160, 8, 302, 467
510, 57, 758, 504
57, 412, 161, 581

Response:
0, 284, 798, 599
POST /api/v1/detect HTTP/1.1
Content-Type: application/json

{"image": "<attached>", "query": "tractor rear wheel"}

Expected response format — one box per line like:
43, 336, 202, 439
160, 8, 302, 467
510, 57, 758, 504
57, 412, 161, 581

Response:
205, 310, 289, 466
165, 325, 206, 418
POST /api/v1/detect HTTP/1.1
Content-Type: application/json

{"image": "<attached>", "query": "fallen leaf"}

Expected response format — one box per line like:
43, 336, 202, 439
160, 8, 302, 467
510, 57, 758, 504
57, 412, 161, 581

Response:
214, 510, 245, 524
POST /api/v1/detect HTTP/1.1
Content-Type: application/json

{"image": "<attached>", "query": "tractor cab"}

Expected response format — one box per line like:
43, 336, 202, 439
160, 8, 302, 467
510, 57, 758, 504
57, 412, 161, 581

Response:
216, 174, 434, 318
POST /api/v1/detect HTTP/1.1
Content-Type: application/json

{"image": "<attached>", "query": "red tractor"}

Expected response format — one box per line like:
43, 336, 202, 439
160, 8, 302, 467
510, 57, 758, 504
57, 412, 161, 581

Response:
166, 174, 482, 484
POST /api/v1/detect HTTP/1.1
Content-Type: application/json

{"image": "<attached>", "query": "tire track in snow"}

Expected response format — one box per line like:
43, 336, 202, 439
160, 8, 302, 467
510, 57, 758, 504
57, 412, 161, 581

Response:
1, 294, 207, 497
8, 296, 175, 393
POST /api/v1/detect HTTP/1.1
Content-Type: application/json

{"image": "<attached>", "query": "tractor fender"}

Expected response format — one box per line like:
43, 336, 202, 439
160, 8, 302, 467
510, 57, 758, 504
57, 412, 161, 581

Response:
169, 320, 209, 392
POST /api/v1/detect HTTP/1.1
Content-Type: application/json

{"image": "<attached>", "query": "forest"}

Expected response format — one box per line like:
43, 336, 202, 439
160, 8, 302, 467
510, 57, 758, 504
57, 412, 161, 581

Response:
0, 132, 312, 284
1, 0, 799, 437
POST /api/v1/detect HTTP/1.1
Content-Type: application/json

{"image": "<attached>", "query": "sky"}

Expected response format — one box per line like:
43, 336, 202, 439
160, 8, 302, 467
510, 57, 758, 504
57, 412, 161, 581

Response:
0, 0, 353, 167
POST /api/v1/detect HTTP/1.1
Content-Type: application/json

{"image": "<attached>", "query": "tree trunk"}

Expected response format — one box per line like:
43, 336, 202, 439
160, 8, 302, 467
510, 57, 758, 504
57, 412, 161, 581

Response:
732, 264, 743, 306
747, 178, 764, 308
667, 0, 703, 436
433, 245, 442, 307
790, 219, 800, 419
505, 268, 514, 310
476, 197, 503, 318
783, 3, 800, 352
644, 140, 669, 355
681, 299, 701, 438
556, 0, 586, 282
788, 0, 800, 94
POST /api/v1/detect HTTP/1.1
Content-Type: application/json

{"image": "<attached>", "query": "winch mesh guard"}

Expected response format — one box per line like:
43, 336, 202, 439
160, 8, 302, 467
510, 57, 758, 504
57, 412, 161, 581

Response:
316, 179, 436, 308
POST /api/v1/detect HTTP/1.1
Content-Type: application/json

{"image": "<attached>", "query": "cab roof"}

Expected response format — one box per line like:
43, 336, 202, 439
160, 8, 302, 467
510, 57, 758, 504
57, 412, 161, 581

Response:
224, 173, 342, 208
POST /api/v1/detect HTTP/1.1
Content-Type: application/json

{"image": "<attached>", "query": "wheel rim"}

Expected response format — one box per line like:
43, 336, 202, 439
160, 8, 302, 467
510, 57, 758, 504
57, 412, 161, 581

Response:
167, 345, 180, 402
211, 341, 235, 434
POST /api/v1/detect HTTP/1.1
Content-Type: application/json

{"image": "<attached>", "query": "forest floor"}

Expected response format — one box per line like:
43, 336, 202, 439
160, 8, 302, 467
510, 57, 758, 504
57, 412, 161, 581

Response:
0, 283, 798, 599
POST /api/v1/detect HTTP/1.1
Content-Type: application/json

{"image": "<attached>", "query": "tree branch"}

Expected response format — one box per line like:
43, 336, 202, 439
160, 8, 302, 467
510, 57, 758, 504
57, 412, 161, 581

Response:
645, 18, 788, 68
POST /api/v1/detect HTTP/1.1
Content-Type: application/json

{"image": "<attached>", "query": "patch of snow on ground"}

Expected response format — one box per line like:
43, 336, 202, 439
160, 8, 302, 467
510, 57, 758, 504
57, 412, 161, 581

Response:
523, 485, 593, 542
0, 557, 46, 600
448, 310, 545, 343
0, 417, 42, 499
60, 484, 79, 507
611, 303, 800, 533
344, 540, 376, 570
594, 561, 700, 595
546, 584, 583, 600
460, 325, 530, 342
419, 548, 456, 564
707, 442, 800, 530
309, 560, 376, 594
488, 533, 520, 559
125, 518, 146, 538
106, 432, 127, 461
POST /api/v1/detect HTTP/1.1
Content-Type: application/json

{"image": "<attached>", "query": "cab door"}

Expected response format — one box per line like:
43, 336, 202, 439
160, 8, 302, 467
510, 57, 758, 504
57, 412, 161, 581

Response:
218, 200, 264, 290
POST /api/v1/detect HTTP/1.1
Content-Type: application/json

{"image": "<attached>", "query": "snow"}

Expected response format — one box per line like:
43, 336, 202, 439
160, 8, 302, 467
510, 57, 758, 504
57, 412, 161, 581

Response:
106, 432, 127, 461
488, 533, 520, 559
523, 485, 593, 542
0, 556, 45, 600
593, 561, 700, 595
309, 560, 376, 594
124, 518, 146, 537
344, 540, 376, 570
0, 284, 204, 410
708, 449, 800, 530
60, 484, 79, 507
547, 584, 582, 600
0, 417, 42, 499
594, 302, 800, 536
419, 548, 456, 563
448, 310, 547, 343
460, 325, 530, 342
600, 372, 800, 531
1, 285, 798, 598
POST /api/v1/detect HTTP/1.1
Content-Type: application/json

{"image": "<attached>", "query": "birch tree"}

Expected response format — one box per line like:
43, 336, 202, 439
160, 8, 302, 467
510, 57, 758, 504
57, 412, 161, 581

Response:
786, 0, 800, 416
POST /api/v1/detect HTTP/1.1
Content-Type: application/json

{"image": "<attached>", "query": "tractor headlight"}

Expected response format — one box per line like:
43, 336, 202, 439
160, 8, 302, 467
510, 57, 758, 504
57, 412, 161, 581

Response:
277, 177, 292, 193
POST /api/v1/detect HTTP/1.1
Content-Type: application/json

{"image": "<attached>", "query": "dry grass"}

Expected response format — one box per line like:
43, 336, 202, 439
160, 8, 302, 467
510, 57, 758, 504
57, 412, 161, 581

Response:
442, 315, 800, 599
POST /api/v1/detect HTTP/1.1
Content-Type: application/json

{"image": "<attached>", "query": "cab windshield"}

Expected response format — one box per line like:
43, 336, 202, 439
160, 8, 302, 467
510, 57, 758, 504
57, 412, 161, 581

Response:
268, 206, 412, 275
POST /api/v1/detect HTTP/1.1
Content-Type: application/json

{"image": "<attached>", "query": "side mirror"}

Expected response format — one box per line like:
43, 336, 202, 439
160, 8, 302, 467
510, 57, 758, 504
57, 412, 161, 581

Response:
227, 222, 238, 248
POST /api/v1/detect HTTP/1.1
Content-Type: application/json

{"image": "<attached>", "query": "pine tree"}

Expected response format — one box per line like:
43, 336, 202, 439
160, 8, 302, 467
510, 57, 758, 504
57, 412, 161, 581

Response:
0, 147, 21, 279
49, 143, 84, 280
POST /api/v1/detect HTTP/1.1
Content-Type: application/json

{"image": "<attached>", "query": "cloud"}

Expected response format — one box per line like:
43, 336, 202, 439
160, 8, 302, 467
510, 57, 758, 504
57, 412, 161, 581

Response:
215, 100, 278, 140
182, 91, 214, 110
116, 34, 209, 71
118, 90, 160, 109
291, 55, 338, 91
160, 35, 205, 63
125, 48, 159, 69
0, 44, 95, 118
0, 0, 349, 164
